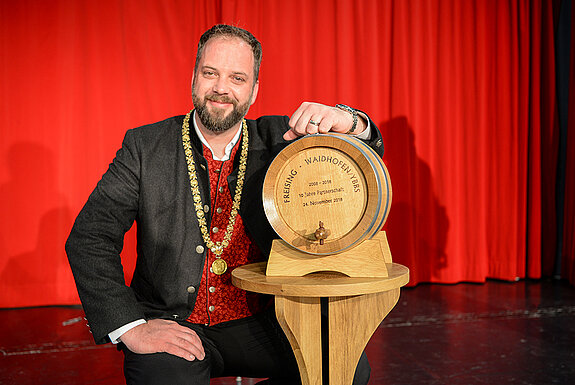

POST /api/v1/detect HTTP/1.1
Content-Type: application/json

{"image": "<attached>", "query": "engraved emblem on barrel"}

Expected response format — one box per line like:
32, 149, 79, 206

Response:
263, 133, 391, 255
262, 133, 393, 278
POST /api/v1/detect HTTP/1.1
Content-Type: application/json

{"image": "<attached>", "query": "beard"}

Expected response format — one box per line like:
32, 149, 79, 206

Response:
192, 89, 252, 133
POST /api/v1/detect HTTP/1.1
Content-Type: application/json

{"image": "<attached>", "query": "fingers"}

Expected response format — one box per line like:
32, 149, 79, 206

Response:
163, 332, 205, 362
282, 117, 325, 140
317, 115, 336, 134
283, 129, 299, 141
284, 102, 351, 141
121, 319, 206, 362
165, 323, 205, 361
286, 102, 323, 139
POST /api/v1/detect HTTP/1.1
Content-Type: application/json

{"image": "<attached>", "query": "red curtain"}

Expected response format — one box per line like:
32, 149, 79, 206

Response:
0, 0, 572, 307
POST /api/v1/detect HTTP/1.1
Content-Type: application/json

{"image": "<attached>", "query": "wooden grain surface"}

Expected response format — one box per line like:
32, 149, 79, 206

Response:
232, 260, 409, 385
275, 296, 322, 385
265, 231, 392, 278
231, 262, 409, 297
262, 134, 392, 255
328, 290, 400, 384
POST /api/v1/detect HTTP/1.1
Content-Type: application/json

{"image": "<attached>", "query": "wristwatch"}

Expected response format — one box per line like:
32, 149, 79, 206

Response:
335, 104, 358, 133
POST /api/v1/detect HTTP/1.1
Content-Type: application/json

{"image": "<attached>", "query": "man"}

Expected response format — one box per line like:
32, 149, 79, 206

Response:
66, 24, 383, 384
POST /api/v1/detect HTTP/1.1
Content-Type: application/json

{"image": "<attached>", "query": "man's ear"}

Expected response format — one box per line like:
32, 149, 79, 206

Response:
250, 80, 259, 106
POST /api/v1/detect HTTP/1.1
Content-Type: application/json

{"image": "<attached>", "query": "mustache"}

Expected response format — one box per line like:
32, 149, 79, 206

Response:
205, 94, 236, 105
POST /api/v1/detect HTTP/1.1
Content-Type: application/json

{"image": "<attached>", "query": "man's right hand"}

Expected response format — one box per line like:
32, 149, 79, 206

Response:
119, 319, 206, 361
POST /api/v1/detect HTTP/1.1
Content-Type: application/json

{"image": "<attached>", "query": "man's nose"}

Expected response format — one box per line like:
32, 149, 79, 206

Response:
212, 77, 229, 94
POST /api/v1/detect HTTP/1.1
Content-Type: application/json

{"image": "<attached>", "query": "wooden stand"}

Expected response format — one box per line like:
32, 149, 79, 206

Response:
232, 260, 409, 385
266, 231, 392, 278
253, 133, 401, 383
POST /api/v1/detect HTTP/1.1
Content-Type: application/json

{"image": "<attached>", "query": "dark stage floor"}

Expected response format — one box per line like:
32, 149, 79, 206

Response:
1, 279, 574, 384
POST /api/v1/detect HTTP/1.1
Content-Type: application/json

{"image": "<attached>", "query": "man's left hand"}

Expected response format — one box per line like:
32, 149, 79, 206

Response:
283, 102, 366, 141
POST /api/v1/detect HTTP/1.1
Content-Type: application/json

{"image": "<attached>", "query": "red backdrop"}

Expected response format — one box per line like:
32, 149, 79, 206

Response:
1, 0, 573, 307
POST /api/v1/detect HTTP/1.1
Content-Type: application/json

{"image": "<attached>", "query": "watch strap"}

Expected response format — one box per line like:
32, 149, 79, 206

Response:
335, 104, 358, 133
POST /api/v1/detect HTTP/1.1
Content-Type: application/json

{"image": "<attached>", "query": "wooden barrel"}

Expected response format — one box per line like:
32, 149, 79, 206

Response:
263, 133, 392, 255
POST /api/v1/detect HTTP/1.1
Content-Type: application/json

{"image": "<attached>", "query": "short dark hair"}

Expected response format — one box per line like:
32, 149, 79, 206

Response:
194, 24, 262, 81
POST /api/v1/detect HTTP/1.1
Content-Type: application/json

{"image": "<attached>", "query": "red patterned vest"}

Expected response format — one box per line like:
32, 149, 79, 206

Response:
187, 139, 266, 325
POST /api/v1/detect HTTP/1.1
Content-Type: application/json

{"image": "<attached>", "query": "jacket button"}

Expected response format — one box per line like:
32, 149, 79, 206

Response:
187, 286, 196, 294
196, 245, 204, 254
172, 314, 179, 319
203, 205, 209, 213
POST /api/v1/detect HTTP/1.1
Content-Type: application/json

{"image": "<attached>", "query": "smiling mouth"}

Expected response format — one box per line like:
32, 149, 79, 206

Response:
208, 100, 232, 107
206, 95, 235, 105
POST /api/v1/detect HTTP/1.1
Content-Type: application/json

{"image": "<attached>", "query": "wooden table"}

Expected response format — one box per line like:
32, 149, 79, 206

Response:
232, 262, 409, 385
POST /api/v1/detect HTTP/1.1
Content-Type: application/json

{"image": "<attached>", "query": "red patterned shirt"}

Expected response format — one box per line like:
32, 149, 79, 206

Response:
187, 139, 266, 325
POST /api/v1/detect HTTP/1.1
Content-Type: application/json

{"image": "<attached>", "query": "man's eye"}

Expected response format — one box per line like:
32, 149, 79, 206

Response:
233, 76, 246, 83
204, 71, 216, 77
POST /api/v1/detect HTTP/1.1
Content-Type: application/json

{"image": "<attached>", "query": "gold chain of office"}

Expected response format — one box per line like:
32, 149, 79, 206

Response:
182, 110, 249, 268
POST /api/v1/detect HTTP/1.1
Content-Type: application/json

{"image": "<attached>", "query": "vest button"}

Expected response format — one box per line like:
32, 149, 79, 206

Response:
216, 207, 223, 214
218, 186, 224, 193
212, 227, 219, 233
187, 286, 196, 294
209, 286, 216, 293
209, 305, 215, 312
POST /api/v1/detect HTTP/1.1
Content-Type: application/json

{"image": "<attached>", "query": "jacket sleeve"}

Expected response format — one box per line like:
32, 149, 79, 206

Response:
358, 110, 384, 158
65, 129, 145, 344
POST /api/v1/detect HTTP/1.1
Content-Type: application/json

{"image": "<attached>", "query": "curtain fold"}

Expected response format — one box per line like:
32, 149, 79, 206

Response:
0, 0, 572, 307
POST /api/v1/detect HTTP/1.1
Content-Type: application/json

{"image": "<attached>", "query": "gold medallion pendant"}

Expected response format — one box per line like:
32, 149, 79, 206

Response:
211, 259, 228, 275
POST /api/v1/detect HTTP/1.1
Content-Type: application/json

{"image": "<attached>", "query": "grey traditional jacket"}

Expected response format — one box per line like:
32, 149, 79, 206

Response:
65, 113, 383, 344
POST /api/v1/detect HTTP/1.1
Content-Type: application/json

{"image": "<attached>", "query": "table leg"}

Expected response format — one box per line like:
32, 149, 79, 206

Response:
328, 289, 400, 385
275, 296, 322, 385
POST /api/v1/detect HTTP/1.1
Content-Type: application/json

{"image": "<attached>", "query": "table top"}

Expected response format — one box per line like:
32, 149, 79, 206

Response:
232, 262, 409, 297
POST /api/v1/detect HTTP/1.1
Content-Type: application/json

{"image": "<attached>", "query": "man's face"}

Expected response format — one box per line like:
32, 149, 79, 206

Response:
192, 36, 259, 133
